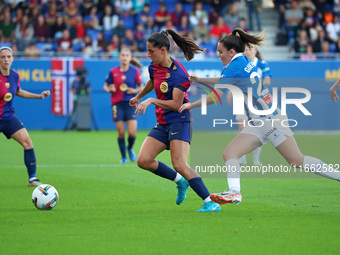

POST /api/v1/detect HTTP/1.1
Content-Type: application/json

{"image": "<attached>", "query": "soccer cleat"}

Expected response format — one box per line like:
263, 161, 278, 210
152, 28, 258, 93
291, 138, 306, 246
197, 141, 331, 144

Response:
210, 191, 242, 205
120, 157, 128, 164
253, 160, 262, 166
128, 149, 136, 162
176, 177, 189, 205
28, 179, 42, 187
196, 201, 221, 212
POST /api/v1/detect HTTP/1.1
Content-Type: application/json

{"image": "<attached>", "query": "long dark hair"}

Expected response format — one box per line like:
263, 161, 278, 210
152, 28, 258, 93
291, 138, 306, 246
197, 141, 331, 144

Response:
147, 29, 205, 61
219, 28, 267, 53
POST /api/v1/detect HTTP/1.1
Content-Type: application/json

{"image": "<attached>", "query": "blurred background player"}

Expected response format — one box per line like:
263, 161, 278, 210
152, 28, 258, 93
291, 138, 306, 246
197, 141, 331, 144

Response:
227, 44, 272, 166
130, 30, 221, 212
104, 48, 143, 163
0, 46, 50, 186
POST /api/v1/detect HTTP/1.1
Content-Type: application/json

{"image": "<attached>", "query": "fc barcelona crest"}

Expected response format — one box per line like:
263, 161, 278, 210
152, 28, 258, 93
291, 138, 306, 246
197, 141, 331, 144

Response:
5, 82, 10, 88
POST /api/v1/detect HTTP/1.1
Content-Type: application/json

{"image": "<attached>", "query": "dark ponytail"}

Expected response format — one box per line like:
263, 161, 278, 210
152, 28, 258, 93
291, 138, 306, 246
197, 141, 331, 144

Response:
147, 29, 205, 61
220, 28, 267, 53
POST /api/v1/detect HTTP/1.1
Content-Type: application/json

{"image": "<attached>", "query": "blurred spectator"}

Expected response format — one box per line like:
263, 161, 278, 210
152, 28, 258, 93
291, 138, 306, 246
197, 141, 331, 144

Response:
51, 14, 67, 41
79, 0, 95, 16
15, 15, 34, 51
94, 31, 107, 53
113, 19, 125, 40
208, 6, 220, 25
326, 15, 340, 44
115, 0, 133, 16
0, 9, 16, 43
12, 7, 24, 24
45, 2, 58, 26
293, 29, 310, 54
107, 33, 120, 56
224, 2, 239, 29
123, 28, 138, 52
189, 2, 208, 26
284, 0, 303, 42
323, 8, 334, 27
303, 7, 316, 28
97, 0, 112, 15
28, 5, 41, 25
319, 40, 334, 59
334, 0, 340, 15
58, 29, 73, 53
84, 5, 101, 30
309, 21, 322, 43
171, 2, 187, 27
193, 17, 209, 43
154, 2, 171, 31
64, 0, 79, 26
199, 35, 215, 56
137, 3, 151, 26
24, 42, 41, 59
209, 16, 232, 45
72, 15, 86, 39
144, 16, 155, 39
82, 34, 94, 55
101, 4, 119, 31
300, 44, 316, 60
335, 37, 340, 52
238, 17, 249, 33
34, 14, 51, 43
132, 0, 148, 14
312, 29, 328, 52
245, 0, 262, 31
135, 23, 146, 52
299, 0, 316, 12
176, 15, 191, 37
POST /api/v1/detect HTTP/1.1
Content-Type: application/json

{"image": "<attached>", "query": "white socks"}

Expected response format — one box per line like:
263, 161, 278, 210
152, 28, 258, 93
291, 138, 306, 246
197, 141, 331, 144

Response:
174, 172, 182, 183
253, 147, 262, 162
303, 156, 340, 181
226, 159, 241, 194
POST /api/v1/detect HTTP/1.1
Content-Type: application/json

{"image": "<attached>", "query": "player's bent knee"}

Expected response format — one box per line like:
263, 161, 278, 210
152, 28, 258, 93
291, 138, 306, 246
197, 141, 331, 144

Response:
136, 156, 151, 170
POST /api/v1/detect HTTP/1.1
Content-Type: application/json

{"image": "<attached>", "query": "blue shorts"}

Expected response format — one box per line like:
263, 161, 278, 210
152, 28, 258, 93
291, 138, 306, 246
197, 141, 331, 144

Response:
148, 121, 192, 150
0, 117, 25, 139
112, 101, 136, 122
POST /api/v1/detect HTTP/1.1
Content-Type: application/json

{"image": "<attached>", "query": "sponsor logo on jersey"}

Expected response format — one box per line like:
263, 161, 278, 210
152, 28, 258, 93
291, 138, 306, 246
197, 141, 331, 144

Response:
5, 82, 10, 88
120, 83, 128, 91
122, 75, 126, 80
160, 82, 168, 93
4, 92, 12, 101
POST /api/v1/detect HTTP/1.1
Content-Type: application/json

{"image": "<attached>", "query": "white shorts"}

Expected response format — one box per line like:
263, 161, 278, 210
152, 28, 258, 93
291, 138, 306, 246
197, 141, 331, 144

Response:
235, 114, 247, 121
241, 116, 294, 147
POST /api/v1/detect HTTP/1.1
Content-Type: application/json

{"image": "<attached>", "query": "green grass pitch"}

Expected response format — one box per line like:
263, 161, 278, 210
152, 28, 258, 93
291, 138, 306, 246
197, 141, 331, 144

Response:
0, 130, 339, 255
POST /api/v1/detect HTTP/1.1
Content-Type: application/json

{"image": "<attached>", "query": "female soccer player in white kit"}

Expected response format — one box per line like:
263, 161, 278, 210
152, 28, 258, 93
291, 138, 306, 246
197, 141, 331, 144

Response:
179, 28, 340, 205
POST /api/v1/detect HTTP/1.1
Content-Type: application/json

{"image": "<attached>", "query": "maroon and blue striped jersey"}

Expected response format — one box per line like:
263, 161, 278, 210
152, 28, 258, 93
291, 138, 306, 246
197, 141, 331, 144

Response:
105, 66, 142, 106
0, 70, 20, 122
149, 58, 191, 124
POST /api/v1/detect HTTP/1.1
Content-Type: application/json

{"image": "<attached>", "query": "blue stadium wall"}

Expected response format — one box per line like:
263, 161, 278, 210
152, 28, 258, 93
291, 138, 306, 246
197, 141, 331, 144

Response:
12, 59, 340, 130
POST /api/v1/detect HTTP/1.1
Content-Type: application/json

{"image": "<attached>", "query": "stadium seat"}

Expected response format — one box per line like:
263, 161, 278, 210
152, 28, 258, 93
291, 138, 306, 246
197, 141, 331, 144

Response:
86, 29, 99, 42
183, 4, 194, 14
36, 42, 53, 52
122, 16, 135, 30
103, 30, 113, 43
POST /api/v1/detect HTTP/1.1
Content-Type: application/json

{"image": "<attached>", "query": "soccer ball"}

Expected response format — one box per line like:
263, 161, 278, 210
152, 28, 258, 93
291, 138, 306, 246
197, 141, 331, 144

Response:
32, 184, 59, 210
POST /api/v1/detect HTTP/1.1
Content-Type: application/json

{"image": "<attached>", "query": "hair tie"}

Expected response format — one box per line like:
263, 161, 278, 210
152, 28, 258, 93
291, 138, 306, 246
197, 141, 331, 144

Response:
161, 30, 169, 37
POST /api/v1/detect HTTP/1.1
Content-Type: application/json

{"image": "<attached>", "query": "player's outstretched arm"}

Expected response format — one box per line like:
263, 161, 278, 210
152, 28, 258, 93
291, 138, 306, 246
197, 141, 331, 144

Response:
16, 88, 50, 99
130, 79, 154, 107
330, 79, 340, 103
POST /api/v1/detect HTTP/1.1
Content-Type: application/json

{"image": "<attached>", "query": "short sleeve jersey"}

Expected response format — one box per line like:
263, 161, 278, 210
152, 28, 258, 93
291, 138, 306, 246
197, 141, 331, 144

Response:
252, 57, 272, 79
218, 53, 278, 119
105, 66, 142, 106
0, 70, 20, 122
149, 58, 191, 124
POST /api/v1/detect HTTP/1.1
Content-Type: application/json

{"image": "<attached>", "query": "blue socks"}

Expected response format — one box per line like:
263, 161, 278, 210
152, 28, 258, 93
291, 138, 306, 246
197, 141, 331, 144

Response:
153, 161, 177, 181
118, 137, 126, 158
24, 148, 37, 180
188, 177, 210, 201
127, 136, 136, 150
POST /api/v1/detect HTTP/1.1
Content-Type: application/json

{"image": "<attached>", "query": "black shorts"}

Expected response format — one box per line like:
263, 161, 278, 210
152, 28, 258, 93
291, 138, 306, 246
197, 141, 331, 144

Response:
0, 117, 25, 139
148, 121, 192, 150
112, 101, 136, 122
